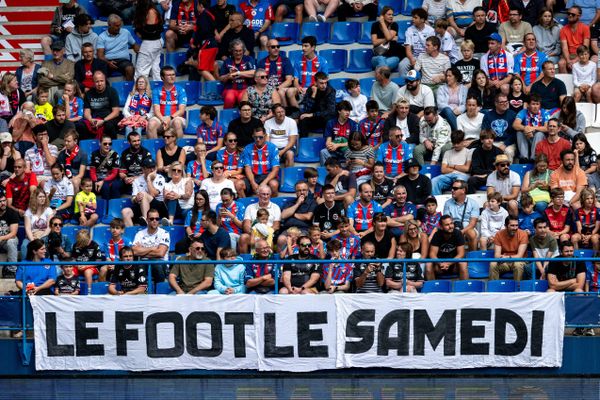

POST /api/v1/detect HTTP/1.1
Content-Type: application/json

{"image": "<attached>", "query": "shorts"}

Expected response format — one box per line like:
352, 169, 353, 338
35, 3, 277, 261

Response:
77, 266, 99, 275
149, 116, 187, 131
243, 173, 270, 194
434, 262, 459, 276
110, 58, 134, 75
175, 31, 194, 49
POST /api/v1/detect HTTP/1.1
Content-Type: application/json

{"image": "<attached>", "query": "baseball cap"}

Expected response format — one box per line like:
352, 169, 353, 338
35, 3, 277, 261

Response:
405, 70, 421, 82
488, 33, 502, 42
50, 40, 65, 51
494, 154, 510, 165
142, 158, 156, 168
403, 157, 421, 171
0, 132, 12, 143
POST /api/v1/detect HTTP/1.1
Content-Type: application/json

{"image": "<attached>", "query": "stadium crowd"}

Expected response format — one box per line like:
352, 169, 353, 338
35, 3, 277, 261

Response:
2, 0, 600, 312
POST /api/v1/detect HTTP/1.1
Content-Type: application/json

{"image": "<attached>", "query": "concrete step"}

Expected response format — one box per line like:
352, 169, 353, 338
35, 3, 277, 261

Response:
0, 9, 54, 21
2, 23, 50, 35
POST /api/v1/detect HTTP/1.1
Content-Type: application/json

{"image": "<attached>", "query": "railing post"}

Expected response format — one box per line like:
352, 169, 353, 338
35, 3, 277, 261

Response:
19, 266, 32, 366
402, 261, 407, 293
147, 262, 154, 295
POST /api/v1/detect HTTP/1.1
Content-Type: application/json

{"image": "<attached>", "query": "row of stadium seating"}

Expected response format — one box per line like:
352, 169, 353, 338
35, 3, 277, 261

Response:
423, 279, 549, 293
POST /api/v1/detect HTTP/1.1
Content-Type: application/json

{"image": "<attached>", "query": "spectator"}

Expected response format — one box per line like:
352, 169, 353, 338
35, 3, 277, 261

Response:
65, 14, 98, 62
201, 160, 236, 210
184, 0, 219, 82
119, 131, 152, 193
107, 246, 147, 295
489, 215, 529, 281
156, 128, 186, 177
279, 181, 316, 235
120, 76, 153, 136
547, 241, 585, 292
533, 8, 561, 64
274, 0, 304, 24
240, 126, 280, 196
435, 18, 460, 64
280, 235, 321, 294
545, 187, 574, 243
304, 167, 322, 201
361, 210, 397, 258
414, 106, 451, 166
415, 36, 451, 90
132, 208, 171, 282
531, 61, 567, 115
242, 69, 281, 122
528, 217, 559, 279
370, 6, 401, 71
480, 191, 509, 249
464, 7, 497, 56
572, 188, 600, 251
170, 238, 215, 294
296, 72, 336, 137
121, 158, 167, 226
344, 131, 375, 186
353, 241, 385, 293
227, 102, 263, 148
25, 124, 58, 184
199, 210, 231, 259
82, 71, 121, 139
216, 188, 245, 250
513, 94, 549, 163
165, 0, 198, 52
217, 12, 256, 60
96, 14, 139, 81
0, 132, 20, 183
398, 218, 429, 259
384, 185, 417, 237
382, 98, 420, 146
34, 88, 54, 123
559, 6, 591, 73
219, 39, 256, 109
431, 130, 472, 195
347, 182, 383, 237
39, 40, 75, 105
240, 0, 274, 50
98, 217, 126, 275
264, 104, 298, 168
558, 96, 585, 139
209, 247, 246, 295
397, 157, 433, 205
312, 184, 346, 239
238, 185, 281, 253
426, 214, 469, 280
6, 159, 37, 219
522, 153, 552, 214
480, 33, 514, 93
56, 83, 82, 141
163, 161, 194, 225
44, 163, 74, 221
71, 229, 103, 289
535, 119, 572, 171
73, 43, 108, 93
446, 0, 480, 36
324, 157, 357, 207
436, 67, 468, 131
16, 239, 56, 298
513, 34, 547, 94
507, 75, 528, 114
0, 193, 19, 278
175, 190, 210, 254
443, 179, 479, 250
370, 162, 394, 208
481, 92, 517, 162
15, 49, 41, 100
246, 238, 278, 293
319, 101, 358, 164
454, 40, 480, 84
467, 69, 496, 111
498, 7, 533, 53
257, 39, 294, 106
331, 216, 361, 259
486, 154, 520, 216
133, 0, 164, 82
1, 73, 25, 125
148, 66, 187, 139
304, 0, 339, 22
40, 0, 85, 55
54, 261, 80, 295
550, 149, 587, 207
572, 45, 596, 103
321, 239, 352, 293
73, 177, 98, 227
422, 0, 448, 24
457, 96, 484, 144
400, 8, 435, 77
371, 66, 400, 117
216, 132, 245, 187
342, 79, 368, 123
385, 242, 424, 292
56, 129, 86, 192
9, 102, 38, 157
573, 133, 597, 180
21, 188, 54, 259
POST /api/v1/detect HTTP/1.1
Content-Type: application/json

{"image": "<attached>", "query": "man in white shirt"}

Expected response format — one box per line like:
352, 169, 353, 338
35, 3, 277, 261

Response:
25, 124, 58, 185
399, 8, 435, 77
121, 158, 167, 226
397, 70, 436, 117
414, 106, 452, 166
264, 103, 298, 167
431, 130, 472, 195
238, 185, 281, 253
132, 208, 171, 282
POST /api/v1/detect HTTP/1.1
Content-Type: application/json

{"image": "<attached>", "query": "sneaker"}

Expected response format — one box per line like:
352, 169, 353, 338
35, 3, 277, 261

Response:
12, 330, 23, 339
308, 15, 318, 22
161, 217, 172, 226
317, 14, 326, 22
585, 328, 596, 336
573, 328, 585, 336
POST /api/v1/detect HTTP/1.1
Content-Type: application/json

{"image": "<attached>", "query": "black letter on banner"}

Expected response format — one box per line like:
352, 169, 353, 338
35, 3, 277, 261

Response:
264, 313, 293, 357
146, 312, 184, 358
378, 310, 410, 356
75, 311, 105, 356
460, 309, 491, 355
46, 312, 74, 356
115, 312, 143, 356
495, 309, 528, 356
186, 312, 223, 357
225, 313, 253, 358
413, 310, 456, 356
530, 311, 544, 357
297, 312, 328, 358
345, 309, 375, 354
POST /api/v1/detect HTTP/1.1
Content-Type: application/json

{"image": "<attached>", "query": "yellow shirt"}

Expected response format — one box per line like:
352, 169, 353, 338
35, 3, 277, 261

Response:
74, 191, 96, 214
35, 103, 54, 122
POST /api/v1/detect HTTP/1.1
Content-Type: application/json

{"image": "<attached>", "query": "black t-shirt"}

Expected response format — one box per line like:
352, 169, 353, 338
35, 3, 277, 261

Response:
353, 262, 384, 293
361, 230, 394, 259
453, 58, 480, 84
284, 254, 321, 288
372, 177, 395, 204
56, 274, 80, 294
282, 198, 317, 229
0, 208, 19, 236
91, 149, 121, 180
313, 201, 346, 233
110, 264, 148, 292
430, 229, 465, 259
45, 119, 75, 143
209, 4, 236, 32
397, 174, 432, 205
547, 261, 586, 282
508, 91, 529, 114
57, 148, 87, 177
370, 22, 399, 57
324, 172, 357, 196
385, 261, 423, 282
200, 227, 231, 260
72, 241, 103, 262
465, 22, 497, 54
84, 87, 120, 119
120, 146, 152, 177
530, 79, 567, 110
227, 117, 263, 148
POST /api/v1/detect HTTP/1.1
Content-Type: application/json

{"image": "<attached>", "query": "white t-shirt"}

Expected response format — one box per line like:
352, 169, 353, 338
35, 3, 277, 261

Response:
456, 112, 484, 141
44, 176, 74, 208
132, 174, 166, 202
164, 177, 194, 210
243, 201, 281, 226
342, 93, 368, 122
264, 116, 298, 150
133, 227, 170, 261
200, 178, 236, 211
25, 207, 54, 235
404, 24, 436, 58
397, 84, 435, 110
25, 144, 59, 177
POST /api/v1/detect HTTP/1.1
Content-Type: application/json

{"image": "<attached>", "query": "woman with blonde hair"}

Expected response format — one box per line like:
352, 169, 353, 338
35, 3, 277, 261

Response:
0, 73, 25, 124
163, 161, 194, 226
119, 75, 153, 135
71, 229, 103, 289
21, 187, 54, 259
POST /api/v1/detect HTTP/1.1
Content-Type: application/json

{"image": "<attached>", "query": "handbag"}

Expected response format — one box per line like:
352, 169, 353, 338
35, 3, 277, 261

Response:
373, 42, 390, 56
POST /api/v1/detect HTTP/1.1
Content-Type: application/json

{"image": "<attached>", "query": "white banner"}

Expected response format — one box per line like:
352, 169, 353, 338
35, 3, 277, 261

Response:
30, 293, 564, 371
336, 293, 564, 369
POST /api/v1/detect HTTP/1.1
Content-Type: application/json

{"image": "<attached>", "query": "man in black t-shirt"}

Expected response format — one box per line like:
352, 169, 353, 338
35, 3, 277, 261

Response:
210, 0, 237, 39
82, 71, 121, 139
547, 241, 586, 293
313, 184, 346, 239
119, 131, 152, 194
397, 158, 432, 205
464, 7, 498, 56
90, 134, 122, 200
108, 247, 148, 295
45, 104, 75, 147
426, 214, 468, 280
227, 101, 263, 148
371, 162, 394, 207
324, 157, 357, 207
280, 235, 321, 294
353, 241, 384, 293
0, 193, 19, 277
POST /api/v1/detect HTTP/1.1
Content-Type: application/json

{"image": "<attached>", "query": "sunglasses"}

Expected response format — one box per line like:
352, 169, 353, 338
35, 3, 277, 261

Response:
191, 246, 205, 251
212, 166, 224, 170
227, 139, 237, 143
52, 223, 63, 227
270, 45, 280, 49
148, 217, 160, 221
299, 243, 311, 248
567, 12, 579, 16
498, 163, 509, 167
102, 142, 112, 146
172, 169, 182, 173
164, 135, 174, 139
451, 187, 463, 191
257, 75, 268, 79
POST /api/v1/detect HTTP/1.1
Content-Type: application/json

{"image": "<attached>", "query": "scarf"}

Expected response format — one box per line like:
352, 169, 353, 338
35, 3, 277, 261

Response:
64, 145, 79, 178
487, 49, 508, 81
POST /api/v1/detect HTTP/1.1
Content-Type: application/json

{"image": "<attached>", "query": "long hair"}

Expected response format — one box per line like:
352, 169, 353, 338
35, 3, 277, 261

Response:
190, 190, 210, 228
133, 0, 163, 31
130, 75, 150, 96
0, 73, 17, 96
28, 187, 49, 214
572, 133, 594, 157
26, 239, 45, 261
560, 96, 577, 129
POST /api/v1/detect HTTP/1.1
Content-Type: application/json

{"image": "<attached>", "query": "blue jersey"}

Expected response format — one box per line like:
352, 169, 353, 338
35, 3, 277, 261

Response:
514, 51, 547, 86
331, 233, 361, 259
241, 142, 280, 175
347, 200, 383, 232
293, 54, 329, 88
376, 142, 413, 177
16, 260, 57, 287
216, 201, 245, 235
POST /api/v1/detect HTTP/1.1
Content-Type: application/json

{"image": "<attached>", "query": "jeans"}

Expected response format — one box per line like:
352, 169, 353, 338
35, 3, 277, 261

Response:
371, 55, 399, 71
166, 200, 191, 221
398, 57, 413, 78
432, 172, 470, 195
439, 107, 458, 131
100, 179, 123, 202
516, 131, 546, 161
534, 201, 548, 214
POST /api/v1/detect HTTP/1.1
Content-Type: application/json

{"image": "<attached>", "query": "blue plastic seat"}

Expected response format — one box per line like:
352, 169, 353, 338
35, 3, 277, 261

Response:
112, 138, 129, 154
91, 225, 112, 245
299, 22, 330, 44
271, 196, 295, 209
280, 167, 308, 193
95, 198, 107, 220
91, 282, 110, 295
391, 77, 406, 87
164, 226, 186, 252
104, 198, 133, 224
184, 81, 199, 105
124, 226, 143, 244
197, 81, 224, 106
79, 139, 99, 164
358, 21, 375, 44
509, 163, 534, 181
219, 108, 240, 131
269, 22, 299, 46
62, 226, 90, 240
185, 109, 201, 134
155, 281, 173, 294
453, 280, 485, 293
165, 52, 188, 75
178, 138, 198, 148
110, 81, 134, 107
396, 20, 412, 43
296, 137, 325, 163
237, 197, 259, 209
422, 280, 451, 293
346, 49, 373, 73
401, 0, 422, 16
519, 280, 549, 292
330, 21, 360, 45
317, 167, 327, 185
319, 49, 347, 74
466, 250, 494, 279
142, 138, 164, 158
487, 280, 516, 292
287, 49, 303, 64
421, 164, 442, 179
78, 0, 105, 20
359, 77, 376, 96
329, 78, 348, 92
240, 253, 253, 261
378, 0, 403, 14
575, 249, 595, 275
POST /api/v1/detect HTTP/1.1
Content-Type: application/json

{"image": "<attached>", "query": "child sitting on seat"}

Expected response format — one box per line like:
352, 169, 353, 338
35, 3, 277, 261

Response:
54, 260, 80, 295
209, 247, 246, 295
72, 229, 103, 291
74, 177, 98, 227
480, 191, 509, 249
342, 79, 367, 123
